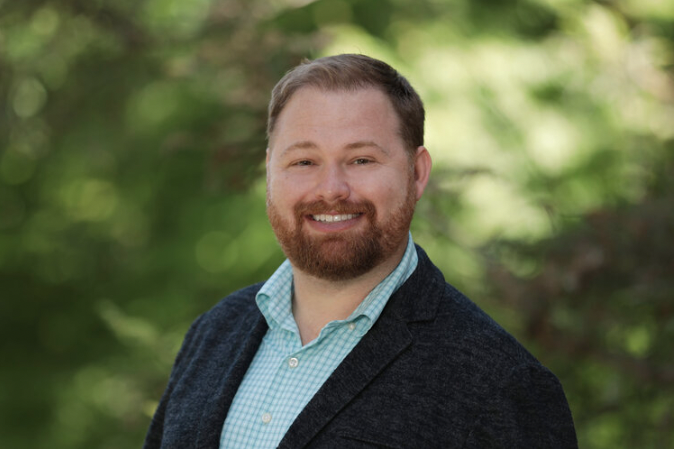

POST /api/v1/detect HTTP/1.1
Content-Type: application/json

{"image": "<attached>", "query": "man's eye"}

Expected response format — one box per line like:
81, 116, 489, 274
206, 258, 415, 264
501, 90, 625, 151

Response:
354, 158, 372, 165
295, 160, 313, 166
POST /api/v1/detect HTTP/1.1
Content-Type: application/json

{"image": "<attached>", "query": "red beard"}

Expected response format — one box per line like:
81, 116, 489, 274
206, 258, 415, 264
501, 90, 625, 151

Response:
267, 180, 416, 281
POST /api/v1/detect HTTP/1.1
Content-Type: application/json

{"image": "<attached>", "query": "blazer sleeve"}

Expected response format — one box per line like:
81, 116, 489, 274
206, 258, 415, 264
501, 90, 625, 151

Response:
143, 314, 206, 449
463, 363, 578, 449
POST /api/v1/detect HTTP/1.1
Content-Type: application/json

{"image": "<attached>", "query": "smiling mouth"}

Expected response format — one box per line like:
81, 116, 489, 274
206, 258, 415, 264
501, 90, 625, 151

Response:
311, 213, 361, 223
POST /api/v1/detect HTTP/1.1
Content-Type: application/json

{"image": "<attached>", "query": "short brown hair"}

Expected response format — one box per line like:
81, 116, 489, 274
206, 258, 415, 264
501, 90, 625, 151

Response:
267, 54, 425, 155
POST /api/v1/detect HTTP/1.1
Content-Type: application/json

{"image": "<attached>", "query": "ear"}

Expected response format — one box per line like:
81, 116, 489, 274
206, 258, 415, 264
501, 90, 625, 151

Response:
413, 146, 432, 201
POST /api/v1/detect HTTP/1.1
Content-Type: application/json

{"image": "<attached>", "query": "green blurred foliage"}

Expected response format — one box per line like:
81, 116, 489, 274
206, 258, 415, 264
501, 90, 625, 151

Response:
484, 149, 674, 448
1, 0, 672, 447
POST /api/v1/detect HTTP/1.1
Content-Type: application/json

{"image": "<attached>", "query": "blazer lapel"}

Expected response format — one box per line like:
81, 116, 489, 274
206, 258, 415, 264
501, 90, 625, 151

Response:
194, 311, 269, 448
277, 310, 413, 449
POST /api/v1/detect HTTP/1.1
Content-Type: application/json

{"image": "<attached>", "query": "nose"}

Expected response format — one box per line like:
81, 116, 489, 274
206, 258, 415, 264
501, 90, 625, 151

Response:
315, 164, 350, 203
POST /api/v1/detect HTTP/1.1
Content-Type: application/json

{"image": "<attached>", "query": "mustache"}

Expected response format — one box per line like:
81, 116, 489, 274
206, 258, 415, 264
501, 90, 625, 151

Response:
294, 200, 376, 218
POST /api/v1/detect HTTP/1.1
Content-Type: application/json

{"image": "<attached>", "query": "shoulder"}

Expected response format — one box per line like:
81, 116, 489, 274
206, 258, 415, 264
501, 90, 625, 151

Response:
439, 281, 535, 366
205, 282, 265, 321
180, 282, 265, 348
399, 248, 576, 442
196, 281, 265, 327
405, 245, 543, 376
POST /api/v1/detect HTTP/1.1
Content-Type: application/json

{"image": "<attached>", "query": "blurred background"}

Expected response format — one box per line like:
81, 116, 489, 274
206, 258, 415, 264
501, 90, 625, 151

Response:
1, 0, 672, 447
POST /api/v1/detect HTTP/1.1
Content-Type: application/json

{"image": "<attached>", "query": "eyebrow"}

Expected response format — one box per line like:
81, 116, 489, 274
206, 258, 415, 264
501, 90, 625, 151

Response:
280, 140, 390, 156
344, 140, 390, 155
280, 141, 318, 155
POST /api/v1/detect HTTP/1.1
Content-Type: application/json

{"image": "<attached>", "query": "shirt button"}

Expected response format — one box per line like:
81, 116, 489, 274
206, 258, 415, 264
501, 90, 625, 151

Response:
261, 412, 272, 424
288, 357, 299, 368
348, 322, 356, 331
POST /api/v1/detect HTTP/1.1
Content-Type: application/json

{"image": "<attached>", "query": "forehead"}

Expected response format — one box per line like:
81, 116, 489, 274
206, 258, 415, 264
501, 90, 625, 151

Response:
270, 87, 401, 147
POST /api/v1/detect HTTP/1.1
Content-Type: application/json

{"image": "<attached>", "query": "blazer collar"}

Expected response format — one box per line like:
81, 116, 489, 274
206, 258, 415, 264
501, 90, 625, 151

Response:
388, 244, 446, 322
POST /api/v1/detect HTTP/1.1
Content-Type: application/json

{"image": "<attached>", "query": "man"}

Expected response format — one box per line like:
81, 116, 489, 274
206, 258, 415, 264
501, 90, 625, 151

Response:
144, 54, 577, 448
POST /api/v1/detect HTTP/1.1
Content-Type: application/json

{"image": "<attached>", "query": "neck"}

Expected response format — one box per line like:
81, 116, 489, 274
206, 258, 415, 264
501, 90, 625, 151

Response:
291, 246, 406, 345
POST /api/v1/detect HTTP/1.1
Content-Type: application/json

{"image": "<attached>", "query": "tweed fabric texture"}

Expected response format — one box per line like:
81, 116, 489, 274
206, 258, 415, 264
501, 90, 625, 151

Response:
144, 245, 578, 448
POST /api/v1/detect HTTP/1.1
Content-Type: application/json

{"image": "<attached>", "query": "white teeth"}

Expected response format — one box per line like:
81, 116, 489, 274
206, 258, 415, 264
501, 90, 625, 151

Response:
312, 214, 358, 223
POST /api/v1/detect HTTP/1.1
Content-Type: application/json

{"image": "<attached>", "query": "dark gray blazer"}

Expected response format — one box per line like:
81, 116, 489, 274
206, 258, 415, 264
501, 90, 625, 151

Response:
144, 246, 577, 448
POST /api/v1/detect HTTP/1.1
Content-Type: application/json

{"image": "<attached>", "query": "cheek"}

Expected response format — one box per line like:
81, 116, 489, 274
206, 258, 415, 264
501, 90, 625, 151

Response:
376, 180, 414, 213
278, 171, 319, 195
269, 177, 304, 207
356, 178, 401, 203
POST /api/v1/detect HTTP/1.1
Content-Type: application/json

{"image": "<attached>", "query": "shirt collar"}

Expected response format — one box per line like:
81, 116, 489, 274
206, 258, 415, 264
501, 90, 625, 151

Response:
348, 233, 417, 325
256, 233, 418, 335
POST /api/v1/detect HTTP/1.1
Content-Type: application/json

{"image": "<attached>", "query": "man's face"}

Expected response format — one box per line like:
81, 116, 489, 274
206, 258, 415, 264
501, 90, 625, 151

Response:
266, 87, 429, 281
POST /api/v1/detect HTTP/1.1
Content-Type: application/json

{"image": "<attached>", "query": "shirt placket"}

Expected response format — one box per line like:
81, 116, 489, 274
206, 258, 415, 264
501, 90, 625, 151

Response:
253, 327, 304, 440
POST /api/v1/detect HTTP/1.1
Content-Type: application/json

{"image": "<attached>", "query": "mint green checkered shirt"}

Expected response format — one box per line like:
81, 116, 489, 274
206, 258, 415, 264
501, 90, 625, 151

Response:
219, 234, 418, 448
